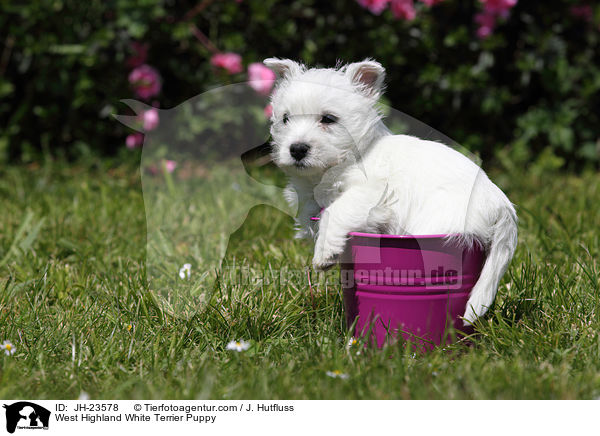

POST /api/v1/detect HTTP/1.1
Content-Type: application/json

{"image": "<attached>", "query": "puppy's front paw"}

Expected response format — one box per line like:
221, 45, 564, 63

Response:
312, 237, 341, 271
312, 252, 338, 271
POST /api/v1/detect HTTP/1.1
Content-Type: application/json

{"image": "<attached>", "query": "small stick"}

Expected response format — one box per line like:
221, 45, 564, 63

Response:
306, 267, 315, 310
184, 0, 215, 21
189, 24, 220, 54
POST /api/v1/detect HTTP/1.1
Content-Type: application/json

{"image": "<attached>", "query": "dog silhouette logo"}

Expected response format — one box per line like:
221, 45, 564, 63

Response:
2, 402, 50, 434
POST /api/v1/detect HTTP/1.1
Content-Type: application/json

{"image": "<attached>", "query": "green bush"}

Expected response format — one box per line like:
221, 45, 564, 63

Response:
1, 0, 598, 169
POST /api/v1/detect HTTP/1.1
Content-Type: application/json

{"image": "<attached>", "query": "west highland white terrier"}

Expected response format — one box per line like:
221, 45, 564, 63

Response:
264, 58, 518, 324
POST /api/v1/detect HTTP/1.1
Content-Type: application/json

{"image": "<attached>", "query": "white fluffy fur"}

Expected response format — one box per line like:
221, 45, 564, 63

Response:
264, 58, 518, 324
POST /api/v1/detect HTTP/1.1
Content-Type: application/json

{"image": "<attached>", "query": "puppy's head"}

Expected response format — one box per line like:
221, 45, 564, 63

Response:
264, 58, 386, 178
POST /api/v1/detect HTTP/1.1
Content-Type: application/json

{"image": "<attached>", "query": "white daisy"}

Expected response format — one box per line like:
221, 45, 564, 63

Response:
326, 370, 349, 379
2, 340, 15, 356
226, 340, 250, 352
346, 337, 361, 355
179, 263, 192, 279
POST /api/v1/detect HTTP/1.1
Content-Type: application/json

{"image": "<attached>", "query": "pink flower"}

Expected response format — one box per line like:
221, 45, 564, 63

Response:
570, 4, 593, 21
264, 104, 273, 119
475, 0, 517, 38
390, 0, 416, 20
126, 133, 144, 149
475, 11, 497, 38
480, 0, 517, 18
211, 52, 243, 74
164, 160, 177, 173
126, 42, 148, 69
148, 160, 177, 175
420, 0, 444, 6
356, 0, 390, 15
248, 63, 276, 95
142, 108, 159, 131
128, 65, 162, 100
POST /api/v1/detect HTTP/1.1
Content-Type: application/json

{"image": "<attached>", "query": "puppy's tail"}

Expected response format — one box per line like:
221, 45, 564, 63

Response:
463, 203, 518, 325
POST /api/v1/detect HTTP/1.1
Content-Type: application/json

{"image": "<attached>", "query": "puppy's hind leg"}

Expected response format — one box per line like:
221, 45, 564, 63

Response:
366, 183, 399, 234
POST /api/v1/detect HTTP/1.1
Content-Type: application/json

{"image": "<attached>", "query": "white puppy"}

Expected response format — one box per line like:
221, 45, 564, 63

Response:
264, 58, 518, 324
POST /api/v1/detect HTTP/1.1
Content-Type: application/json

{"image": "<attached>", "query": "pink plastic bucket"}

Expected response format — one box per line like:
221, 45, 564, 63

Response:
341, 232, 485, 349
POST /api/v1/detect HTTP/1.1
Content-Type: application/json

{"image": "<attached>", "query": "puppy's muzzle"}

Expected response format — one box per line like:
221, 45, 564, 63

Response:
290, 142, 310, 162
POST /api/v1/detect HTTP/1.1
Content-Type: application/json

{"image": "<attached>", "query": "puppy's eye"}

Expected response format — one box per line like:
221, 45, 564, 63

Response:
320, 114, 337, 124
283, 113, 290, 124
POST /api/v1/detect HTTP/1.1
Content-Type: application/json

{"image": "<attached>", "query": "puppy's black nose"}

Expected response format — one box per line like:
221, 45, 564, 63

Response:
290, 142, 310, 161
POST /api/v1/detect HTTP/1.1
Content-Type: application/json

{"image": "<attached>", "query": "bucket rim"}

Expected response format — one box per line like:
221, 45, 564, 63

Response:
348, 232, 459, 239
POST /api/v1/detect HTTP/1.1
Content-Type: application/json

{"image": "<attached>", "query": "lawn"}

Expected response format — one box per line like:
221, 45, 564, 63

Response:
0, 158, 599, 399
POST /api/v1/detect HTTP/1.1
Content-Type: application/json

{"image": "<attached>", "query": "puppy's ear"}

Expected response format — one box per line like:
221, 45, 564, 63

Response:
263, 58, 302, 79
345, 59, 386, 98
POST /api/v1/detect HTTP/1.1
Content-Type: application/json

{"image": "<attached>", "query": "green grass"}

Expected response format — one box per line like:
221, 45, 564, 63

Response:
0, 158, 599, 399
